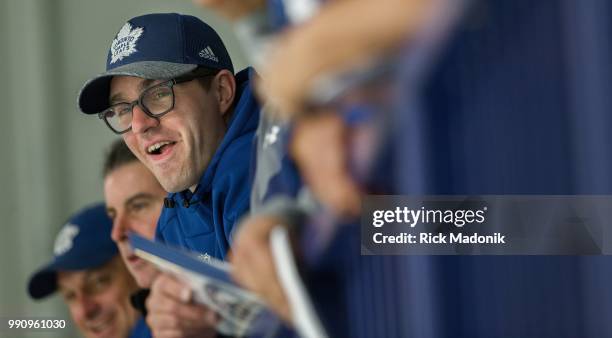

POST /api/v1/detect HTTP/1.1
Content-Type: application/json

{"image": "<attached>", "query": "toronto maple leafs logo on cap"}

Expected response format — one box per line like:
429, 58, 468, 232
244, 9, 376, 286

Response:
110, 22, 144, 64
53, 224, 80, 256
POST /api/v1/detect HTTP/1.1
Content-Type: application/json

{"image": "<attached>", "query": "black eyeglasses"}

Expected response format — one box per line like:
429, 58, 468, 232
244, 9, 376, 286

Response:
99, 74, 211, 134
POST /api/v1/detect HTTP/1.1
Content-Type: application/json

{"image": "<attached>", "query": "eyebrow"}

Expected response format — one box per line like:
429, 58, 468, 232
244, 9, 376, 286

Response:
125, 192, 155, 207
108, 79, 158, 105
82, 269, 112, 287
139, 79, 157, 91
58, 269, 95, 291
58, 260, 115, 291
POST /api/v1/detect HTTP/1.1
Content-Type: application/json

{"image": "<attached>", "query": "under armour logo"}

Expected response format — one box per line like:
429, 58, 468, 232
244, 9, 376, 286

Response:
263, 125, 280, 148
197, 253, 211, 262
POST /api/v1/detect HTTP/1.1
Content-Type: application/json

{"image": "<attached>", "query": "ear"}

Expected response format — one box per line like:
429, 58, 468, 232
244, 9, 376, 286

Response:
213, 69, 236, 117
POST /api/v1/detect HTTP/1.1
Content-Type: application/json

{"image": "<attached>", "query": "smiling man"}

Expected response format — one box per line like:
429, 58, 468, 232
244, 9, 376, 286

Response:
103, 139, 165, 289
28, 203, 146, 338
78, 12, 258, 259
77, 13, 260, 337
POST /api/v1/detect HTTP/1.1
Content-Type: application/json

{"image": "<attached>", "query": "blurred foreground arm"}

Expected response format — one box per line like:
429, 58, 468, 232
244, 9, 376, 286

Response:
230, 214, 293, 323
291, 111, 361, 218
192, 0, 267, 20
260, 0, 442, 116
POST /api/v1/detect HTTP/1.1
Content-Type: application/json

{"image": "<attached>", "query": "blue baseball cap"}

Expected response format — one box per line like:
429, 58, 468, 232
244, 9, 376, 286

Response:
78, 13, 234, 114
27, 203, 118, 300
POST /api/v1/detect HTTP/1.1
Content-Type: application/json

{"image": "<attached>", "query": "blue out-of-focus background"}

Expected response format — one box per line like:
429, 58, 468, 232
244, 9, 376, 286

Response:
0, 1, 245, 337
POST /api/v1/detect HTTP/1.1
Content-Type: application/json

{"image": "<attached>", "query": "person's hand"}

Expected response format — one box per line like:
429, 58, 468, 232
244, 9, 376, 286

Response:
193, 0, 267, 21
230, 215, 292, 323
146, 273, 218, 338
257, 0, 438, 119
291, 112, 362, 218
257, 27, 328, 118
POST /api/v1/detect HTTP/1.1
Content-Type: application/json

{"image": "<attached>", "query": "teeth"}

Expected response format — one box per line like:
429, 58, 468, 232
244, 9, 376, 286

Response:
88, 316, 112, 332
92, 322, 107, 331
147, 141, 172, 154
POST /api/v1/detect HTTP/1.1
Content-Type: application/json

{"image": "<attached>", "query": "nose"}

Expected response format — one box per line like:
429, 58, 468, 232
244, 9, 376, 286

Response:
111, 213, 129, 243
74, 294, 100, 322
130, 104, 159, 134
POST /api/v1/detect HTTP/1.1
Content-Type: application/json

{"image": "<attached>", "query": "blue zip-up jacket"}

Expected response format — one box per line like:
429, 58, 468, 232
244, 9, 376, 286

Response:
155, 68, 260, 259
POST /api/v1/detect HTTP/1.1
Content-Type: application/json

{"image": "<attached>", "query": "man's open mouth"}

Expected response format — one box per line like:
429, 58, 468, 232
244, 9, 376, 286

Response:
146, 141, 176, 155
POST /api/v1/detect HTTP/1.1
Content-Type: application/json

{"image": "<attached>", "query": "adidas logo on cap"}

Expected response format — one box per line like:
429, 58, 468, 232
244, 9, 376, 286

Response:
199, 46, 219, 62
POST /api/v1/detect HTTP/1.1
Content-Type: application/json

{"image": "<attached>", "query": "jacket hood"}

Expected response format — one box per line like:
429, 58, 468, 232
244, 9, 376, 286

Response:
169, 67, 260, 204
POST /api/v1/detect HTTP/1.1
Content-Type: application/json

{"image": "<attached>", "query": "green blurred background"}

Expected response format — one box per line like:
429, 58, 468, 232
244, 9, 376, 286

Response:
0, 1, 247, 337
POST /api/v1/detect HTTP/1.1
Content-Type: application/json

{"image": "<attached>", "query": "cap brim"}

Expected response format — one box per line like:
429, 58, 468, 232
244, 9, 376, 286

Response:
27, 252, 117, 300
78, 61, 198, 114
27, 268, 58, 300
